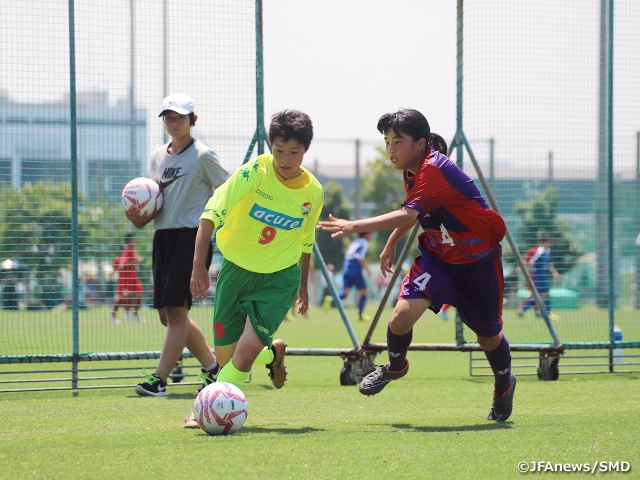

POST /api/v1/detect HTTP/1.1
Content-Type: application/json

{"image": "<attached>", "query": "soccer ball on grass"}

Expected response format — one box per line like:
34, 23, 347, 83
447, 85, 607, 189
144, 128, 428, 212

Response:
193, 382, 248, 435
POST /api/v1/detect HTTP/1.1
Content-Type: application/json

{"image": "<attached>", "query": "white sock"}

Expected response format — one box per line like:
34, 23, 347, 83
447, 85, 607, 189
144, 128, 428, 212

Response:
203, 361, 218, 372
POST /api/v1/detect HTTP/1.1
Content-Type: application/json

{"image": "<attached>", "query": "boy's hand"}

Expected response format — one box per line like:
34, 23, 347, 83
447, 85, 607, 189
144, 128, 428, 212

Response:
316, 214, 354, 238
125, 209, 153, 229
190, 265, 210, 303
294, 287, 310, 315
379, 244, 396, 278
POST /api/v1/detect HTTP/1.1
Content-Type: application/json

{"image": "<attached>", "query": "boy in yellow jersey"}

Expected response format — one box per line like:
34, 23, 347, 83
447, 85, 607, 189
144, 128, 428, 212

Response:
185, 110, 323, 428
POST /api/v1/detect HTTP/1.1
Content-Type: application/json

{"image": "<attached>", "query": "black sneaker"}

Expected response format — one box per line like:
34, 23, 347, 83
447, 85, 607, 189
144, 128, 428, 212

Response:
197, 363, 220, 392
359, 359, 409, 396
135, 372, 167, 397
488, 373, 517, 422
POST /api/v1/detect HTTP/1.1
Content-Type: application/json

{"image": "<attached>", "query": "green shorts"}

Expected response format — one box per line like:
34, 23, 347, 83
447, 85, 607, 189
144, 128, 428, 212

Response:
213, 258, 300, 348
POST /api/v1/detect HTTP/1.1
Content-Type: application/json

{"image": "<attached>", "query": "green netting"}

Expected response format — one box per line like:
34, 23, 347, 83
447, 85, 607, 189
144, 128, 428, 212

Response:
1, 1, 639, 389
0, 1, 258, 368
457, 0, 640, 349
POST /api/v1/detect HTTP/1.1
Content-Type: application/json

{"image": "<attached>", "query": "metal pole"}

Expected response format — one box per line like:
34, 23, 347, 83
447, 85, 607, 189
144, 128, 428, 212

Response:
548, 151, 553, 182
242, 0, 267, 164
130, 0, 137, 172
67, 0, 80, 389
255, 0, 265, 155
489, 137, 494, 181
355, 139, 361, 220
598, 0, 616, 358
162, 0, 168, 144
596, 0, 614, 313
455, 0, 464, 168
636, 132, 640, 309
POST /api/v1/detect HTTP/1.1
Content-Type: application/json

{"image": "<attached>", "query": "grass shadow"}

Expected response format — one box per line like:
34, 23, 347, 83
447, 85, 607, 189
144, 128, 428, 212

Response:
197, 425, 324, 436
387, 422, 512, 433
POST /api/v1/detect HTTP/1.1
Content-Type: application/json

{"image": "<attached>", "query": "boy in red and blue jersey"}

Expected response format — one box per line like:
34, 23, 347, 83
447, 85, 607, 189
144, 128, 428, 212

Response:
517, 235, 561, 317
318, 109, 516, 422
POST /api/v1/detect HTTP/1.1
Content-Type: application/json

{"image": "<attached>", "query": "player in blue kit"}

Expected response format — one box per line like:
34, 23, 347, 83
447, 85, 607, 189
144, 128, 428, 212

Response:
318, 109, 516, 422
517, 234, 561, 317
341, 232, 373, 321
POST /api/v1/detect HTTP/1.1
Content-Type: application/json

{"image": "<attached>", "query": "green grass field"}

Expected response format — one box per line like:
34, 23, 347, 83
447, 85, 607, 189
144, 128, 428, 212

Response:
1, 307, 639, 478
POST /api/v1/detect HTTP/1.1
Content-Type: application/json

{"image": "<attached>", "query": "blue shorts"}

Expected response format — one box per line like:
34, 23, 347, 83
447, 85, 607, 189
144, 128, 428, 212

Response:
399, 247, 504, 337
532, 274, 550, 294
342, 269, 367, 290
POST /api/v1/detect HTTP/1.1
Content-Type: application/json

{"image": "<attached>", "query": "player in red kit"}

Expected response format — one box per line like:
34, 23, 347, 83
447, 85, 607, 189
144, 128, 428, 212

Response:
111, 233, 145, 324
318, 109, 516, 422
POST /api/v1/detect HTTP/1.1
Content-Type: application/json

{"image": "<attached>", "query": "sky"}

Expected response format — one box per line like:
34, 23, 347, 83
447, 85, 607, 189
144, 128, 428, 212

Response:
262, 0, 457, 173
0, 0, 456, 176
261, 1, 639, 178
1, 1, 638, 179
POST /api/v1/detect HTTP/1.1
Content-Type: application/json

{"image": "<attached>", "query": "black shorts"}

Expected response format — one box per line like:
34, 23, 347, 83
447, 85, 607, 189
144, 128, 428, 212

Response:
152, 228, 213, 309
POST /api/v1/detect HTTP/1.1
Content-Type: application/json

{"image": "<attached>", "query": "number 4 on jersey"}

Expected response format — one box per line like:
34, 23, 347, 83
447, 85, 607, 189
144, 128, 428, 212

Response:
440, 223, 454, 246
413, 271, 432, 291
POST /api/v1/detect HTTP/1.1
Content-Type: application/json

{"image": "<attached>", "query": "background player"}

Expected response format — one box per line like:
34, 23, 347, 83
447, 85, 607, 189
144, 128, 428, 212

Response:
126, 93, 229, 397
517, 234, 562, 318
318, 110, 516, 422
340, 232, 373, 321
111, 232, 144, 324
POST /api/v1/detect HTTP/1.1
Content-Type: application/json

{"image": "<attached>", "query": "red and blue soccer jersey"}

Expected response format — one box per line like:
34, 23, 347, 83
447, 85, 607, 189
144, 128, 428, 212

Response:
114, 245, 143, 296
115, 245, 140, 282
402, 150, 506, 264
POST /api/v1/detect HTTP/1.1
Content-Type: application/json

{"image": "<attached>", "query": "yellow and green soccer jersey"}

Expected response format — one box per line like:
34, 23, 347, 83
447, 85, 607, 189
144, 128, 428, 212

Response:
201, 154, 324, 274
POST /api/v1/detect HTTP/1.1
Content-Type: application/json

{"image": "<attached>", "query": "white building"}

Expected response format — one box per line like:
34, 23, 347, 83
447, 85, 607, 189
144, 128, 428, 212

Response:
0, 90, 146, 201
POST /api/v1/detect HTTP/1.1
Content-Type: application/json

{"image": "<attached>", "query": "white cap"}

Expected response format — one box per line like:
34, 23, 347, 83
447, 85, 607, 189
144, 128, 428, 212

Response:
159, 93, 195, 116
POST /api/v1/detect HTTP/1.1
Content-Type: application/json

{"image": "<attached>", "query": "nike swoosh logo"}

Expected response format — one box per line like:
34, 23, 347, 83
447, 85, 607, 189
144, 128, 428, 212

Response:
159, 174, 187, 190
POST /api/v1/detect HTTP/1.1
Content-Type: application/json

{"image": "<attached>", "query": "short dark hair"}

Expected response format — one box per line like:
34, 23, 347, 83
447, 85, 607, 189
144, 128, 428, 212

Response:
125, 232, 136, 244
377, 109, 430, 143
429, 133, 448, 155
268, 110, 314, 150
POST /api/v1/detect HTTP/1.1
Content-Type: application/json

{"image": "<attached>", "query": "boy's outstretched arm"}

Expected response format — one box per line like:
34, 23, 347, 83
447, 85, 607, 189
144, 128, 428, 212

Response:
317, 207, 418, 238
190, 219, 215, 303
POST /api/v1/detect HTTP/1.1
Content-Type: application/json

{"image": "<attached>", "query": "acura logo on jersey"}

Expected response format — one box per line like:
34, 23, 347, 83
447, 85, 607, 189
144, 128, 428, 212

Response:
249, 204, 303, 230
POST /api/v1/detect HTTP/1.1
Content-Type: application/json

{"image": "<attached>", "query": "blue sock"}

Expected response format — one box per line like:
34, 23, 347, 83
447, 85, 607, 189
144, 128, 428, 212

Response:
484, 335, 512, 396
387, 326, 412, 371
357, 295, 367, 318
543, 298, 551, 315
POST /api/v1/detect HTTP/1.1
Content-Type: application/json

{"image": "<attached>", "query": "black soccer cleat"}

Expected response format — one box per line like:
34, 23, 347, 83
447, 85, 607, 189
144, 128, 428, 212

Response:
488, 373, 517, 422
359, 359, 409, 396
